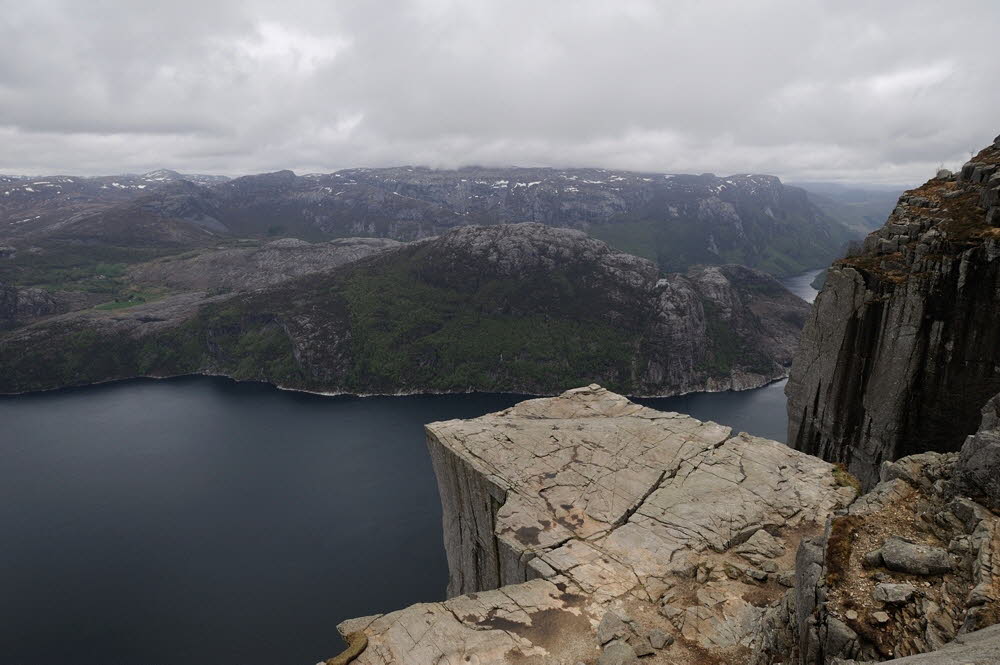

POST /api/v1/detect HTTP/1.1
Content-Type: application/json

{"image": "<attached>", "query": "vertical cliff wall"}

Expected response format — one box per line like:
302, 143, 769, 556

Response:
426, 427, 545, 597
787, 135, 1000, 488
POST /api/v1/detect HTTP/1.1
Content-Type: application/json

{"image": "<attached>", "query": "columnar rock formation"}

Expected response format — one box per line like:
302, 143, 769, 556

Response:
331, 385, 856, 664
787, 135, 1000, 489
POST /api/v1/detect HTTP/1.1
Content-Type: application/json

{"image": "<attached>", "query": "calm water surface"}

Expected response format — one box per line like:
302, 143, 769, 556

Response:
0, 376, 790, 665
779, 268, 823, 303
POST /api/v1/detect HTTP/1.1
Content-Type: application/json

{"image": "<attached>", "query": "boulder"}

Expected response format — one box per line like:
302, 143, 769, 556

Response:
863, 549, 885, 568
734, 528, 786, 563
597, 640, 639, 665
960, 161, 981, 182
874, 583, 916, 605
647, 628, 673, 649
597, 611, 629, 645
880, 537, 953, 576
628, 634, 654, 657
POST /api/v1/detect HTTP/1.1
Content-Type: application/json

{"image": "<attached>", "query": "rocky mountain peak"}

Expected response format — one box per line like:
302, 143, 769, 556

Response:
427, 222, 657, 281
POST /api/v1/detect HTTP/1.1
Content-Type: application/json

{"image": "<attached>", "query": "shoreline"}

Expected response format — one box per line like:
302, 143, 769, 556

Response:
0, 368, 790, 400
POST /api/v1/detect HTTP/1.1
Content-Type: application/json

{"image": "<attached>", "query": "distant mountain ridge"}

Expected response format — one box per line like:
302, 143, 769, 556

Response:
1, 165, 860, 277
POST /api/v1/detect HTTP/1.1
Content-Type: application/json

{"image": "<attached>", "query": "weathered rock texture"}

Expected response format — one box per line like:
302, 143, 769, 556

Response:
763, 451, 1000, 665
836, 623, 1000, 664
787, 137, 1000, 489
331, 385, 856, 664
957, 393, 1000, 511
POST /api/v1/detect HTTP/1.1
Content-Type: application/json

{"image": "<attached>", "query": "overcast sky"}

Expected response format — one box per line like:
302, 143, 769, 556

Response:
1, 0, 998, 184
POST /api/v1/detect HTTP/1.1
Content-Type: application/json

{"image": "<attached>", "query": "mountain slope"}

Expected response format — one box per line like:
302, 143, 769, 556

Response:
1, 167, 860, 280
0, 224, 808, 396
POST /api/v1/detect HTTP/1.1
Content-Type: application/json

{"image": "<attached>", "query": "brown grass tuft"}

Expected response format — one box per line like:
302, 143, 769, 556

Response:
825, 514, 862, 587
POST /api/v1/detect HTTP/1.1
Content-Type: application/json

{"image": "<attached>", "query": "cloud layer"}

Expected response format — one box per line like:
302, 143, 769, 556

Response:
1, 0, 998, 184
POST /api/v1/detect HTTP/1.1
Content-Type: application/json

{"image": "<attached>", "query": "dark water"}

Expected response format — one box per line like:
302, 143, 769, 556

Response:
0, 376, 789, 665
779, 269, 823, 303
637, 378, 789, 443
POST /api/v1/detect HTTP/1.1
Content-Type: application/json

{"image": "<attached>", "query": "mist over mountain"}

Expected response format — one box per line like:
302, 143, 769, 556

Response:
789, 181, 906, 234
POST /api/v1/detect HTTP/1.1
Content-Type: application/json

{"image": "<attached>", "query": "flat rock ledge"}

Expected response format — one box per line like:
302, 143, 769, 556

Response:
331, 385, 856, 665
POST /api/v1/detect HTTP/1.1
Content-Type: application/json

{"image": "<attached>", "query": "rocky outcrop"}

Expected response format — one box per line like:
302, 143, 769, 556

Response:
956, 393, 1000, 511
0, 224, 809, 396
329, 385, 856, 664
0, 281, 61, 328
126, 237, 400, 292
324, 388, 1000, 665
837, 624, 1000, 664
787, 136, 1000, 488
772, 451, 1000, 664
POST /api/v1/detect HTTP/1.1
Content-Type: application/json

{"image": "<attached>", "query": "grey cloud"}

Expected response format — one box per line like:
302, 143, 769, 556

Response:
0, 0, 997, 184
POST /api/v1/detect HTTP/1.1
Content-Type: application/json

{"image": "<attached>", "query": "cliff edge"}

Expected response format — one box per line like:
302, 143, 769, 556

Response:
330, 385, 855, 664
787, 134, 1000, 488
326, 385, 1000, 665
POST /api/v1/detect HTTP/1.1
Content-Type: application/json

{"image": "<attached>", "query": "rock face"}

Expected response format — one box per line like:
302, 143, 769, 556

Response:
787, 137, 1000, 488
0, 224, 809, 396
956, 393, 1000, 511
330, 385, 855, 665
0, 281, 60, 328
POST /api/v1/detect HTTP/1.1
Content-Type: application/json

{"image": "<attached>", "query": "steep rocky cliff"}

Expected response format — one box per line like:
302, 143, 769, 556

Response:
330, 385, 855, 665
787, 135, 1000, 488
327, 386, 1000, 665
0, 224, 808, 396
